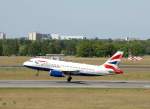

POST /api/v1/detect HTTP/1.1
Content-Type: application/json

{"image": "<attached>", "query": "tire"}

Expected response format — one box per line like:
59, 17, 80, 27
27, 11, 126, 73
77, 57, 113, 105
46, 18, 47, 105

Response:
67, 76, 72, 82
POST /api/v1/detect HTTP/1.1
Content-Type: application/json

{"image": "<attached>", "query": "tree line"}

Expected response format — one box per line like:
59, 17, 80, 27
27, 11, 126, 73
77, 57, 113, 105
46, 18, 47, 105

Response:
0, 39, 150, 57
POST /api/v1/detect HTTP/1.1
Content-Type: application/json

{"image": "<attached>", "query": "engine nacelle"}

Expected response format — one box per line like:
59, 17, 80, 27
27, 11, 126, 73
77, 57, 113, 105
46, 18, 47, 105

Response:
49, 70, 64, 77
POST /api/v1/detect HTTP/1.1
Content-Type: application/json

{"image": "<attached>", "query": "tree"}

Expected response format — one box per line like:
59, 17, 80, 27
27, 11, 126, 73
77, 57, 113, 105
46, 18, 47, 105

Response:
130, 41, 145, 56
28, 41, 42, 56
19, 45, 28, 56
76, 40, 95, 57
0, 40, 3, 56
62, 40, 77, 55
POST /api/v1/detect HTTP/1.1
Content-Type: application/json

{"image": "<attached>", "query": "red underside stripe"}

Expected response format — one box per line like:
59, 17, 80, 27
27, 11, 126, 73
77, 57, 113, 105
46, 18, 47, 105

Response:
104, 64, 123, 74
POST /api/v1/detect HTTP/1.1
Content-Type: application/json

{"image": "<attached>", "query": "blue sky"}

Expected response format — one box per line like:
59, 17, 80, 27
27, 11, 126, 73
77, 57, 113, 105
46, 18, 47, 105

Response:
0, 0, 150, 39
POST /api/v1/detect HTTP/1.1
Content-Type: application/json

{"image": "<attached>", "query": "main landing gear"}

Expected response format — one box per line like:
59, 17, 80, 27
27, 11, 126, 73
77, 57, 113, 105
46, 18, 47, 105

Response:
67, 73, 72, 82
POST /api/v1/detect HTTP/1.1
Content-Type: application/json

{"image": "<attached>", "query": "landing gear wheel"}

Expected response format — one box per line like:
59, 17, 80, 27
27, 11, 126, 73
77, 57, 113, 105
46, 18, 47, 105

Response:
67, 76, 72, 82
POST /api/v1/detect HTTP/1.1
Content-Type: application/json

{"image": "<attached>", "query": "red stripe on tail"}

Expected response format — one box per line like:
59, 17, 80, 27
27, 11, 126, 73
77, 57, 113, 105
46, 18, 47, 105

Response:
104, 64, 123, 74
111, 54, 123, 60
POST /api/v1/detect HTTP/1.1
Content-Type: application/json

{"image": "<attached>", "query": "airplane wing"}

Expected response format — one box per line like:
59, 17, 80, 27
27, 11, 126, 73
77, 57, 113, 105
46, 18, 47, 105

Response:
57, 67, 79, 72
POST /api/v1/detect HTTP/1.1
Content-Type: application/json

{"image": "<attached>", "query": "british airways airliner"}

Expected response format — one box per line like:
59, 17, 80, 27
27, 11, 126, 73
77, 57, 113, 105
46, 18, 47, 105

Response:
23, 51, 124, 82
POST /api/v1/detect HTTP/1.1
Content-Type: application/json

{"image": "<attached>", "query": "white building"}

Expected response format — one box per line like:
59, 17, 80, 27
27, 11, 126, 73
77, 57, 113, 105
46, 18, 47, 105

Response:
28, 32, 86, 40
0, 32, 6, 39
50, 33, 61, 40
28, 32, 37, 40
28, 32, 51, 40
61, 35, 85, 40
50, 33, 85, 40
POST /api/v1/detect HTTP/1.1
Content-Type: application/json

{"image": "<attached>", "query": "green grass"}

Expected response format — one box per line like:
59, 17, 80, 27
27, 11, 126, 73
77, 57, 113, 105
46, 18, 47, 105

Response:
0, 56, 30, 66
0, 88, 149, 109
0, 56, 150, 66
64, 56, 150, 65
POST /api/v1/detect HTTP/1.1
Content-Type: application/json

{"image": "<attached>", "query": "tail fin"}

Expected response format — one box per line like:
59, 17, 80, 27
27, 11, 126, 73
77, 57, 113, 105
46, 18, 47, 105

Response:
103, 51, 124, 74
104, 51, 124, 66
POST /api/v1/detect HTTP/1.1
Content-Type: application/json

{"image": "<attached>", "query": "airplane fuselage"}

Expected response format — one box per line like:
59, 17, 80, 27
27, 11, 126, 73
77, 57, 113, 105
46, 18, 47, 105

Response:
23, 58, 111, 76
23, 51, 124, 82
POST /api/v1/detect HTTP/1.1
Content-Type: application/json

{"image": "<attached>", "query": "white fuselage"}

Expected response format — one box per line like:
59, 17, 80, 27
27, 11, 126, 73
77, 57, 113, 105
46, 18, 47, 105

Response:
23, 58, 112, 76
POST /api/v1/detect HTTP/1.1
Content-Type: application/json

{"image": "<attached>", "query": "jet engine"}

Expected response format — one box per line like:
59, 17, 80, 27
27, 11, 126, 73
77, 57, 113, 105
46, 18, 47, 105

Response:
49, 70, 65, 77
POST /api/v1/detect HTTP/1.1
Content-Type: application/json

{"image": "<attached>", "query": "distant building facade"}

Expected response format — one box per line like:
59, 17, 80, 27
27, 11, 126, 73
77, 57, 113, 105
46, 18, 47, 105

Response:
28, 32, 51, 40
51, 33, 86, 40
28, 32, 86, 40
50, 33, 61, 40
0, 32, 6, 39
61, 35, 85, 40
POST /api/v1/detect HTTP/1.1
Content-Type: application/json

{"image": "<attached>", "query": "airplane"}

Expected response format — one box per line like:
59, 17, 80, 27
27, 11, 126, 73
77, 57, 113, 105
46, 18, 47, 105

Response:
23, 51, 124, 82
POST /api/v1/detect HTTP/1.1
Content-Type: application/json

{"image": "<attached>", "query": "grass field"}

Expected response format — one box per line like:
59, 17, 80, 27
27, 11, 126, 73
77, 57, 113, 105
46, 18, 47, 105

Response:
0, 56, 150, 66
0, 57, 149, 109
64, 56, 150, 65
0, 88, 149, 109
0, 56, 29, 66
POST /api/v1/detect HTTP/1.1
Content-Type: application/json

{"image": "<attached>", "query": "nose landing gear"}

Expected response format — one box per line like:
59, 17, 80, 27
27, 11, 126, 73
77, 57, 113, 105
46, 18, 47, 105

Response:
36, 70, 39, 76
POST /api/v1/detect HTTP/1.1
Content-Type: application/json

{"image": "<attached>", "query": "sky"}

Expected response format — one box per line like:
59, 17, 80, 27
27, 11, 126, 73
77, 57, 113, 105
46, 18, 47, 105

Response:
0, 0, 150, 39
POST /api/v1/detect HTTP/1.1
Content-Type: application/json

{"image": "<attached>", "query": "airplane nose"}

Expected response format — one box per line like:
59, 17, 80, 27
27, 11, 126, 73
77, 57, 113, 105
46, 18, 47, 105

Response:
23, 61, 28, 67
